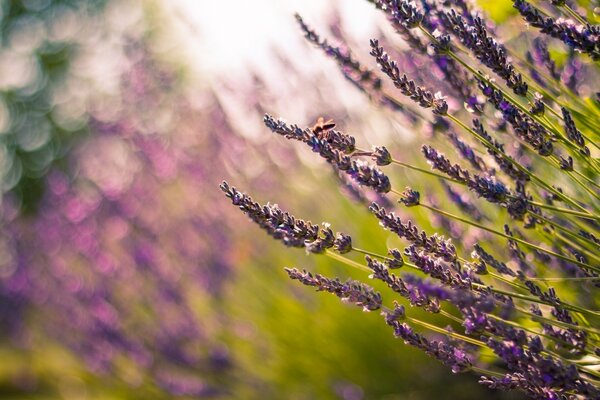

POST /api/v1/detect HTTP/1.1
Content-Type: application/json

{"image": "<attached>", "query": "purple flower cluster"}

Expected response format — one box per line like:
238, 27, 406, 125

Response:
370, 202, 458, 263
446, 11, 528, 95
479, 81, 554, 157
513, 0, 600, 60
264, 115, 391, 193
285, 268, 383, 311
224, 1, 600, 398
369, 40, 449, 115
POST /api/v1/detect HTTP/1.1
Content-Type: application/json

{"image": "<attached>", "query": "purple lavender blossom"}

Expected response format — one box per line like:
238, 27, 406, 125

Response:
513, 0, 600, 60
370, 202, 458, 263
369, 40, 449, 115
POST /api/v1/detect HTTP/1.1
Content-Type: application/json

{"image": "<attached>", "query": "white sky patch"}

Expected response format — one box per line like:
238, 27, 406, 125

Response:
162, 0, 378, 79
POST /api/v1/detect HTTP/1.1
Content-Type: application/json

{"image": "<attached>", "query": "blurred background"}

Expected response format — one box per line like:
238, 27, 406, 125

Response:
0, 0, 522, 399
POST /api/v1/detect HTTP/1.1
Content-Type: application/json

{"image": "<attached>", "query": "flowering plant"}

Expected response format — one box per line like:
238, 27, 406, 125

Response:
222, 1, 600, 398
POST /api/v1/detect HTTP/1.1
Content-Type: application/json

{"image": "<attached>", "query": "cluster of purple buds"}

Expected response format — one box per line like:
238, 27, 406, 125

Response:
561, 107, 588, 155
382, 304, 472, 373
264, 115, 391, 193
472, 244, 517, 277
421, 145, 514, 206
220, 182, 319, 247
513, 0, 600, 60
446, 11, 528, 95
370, 40, 449, 115
472, 119, 530, 183
295, 14, 382, 95
404, 245, 472, 288
285, 268, 383, 312
366, 256, 441, 312
478, 81, 554, 157
371, 0, 423, 29
397, 186, 420, 207
370, 202, 458, 263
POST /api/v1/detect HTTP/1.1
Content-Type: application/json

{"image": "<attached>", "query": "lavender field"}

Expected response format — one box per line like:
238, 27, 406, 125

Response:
1, 1, 599, 399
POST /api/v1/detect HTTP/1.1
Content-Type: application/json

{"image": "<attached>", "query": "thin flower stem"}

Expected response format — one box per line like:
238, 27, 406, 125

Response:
563, 4, 589, 25
533, 213, 600, 262
526, 276, 600, 282
476, 282, 600, 318
352, 247, 390, 260
353, 147, 463, 183
514, 304, 600, 336
418, 202, 600, 273
524, 200, 600, 222
324, 250, 371, 272
406, 316, 487, 348
391, 159, 462, 183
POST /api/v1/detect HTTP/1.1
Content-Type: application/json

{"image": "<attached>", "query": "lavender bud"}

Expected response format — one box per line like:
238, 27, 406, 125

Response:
560, 107, 586, 151
398, 187, 420, 207
473, 244, 517, 277
559, 156, 573, 171
431, 32, 451, 54
387, 248, 405, 269
478, 81, 553, 157
333, 233, 353, 254
529, 93, 545, 116
472, 119, 529, 183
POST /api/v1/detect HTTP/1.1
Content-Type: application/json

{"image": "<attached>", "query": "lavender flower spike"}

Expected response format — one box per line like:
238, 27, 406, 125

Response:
446, 10, 528, 95
370, 202, 457, 263
285, 268, 383, 311
369, 39, 448, 115
220, 182, 319, 248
